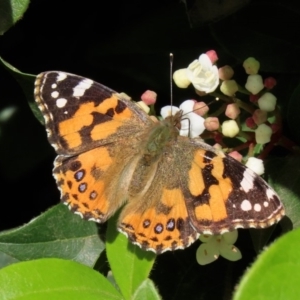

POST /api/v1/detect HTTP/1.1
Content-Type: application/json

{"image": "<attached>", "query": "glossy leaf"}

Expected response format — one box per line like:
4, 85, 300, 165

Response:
106, 214, 156, 300
0, 204, 104, 268
234, 228, 300, 300
0, 258, 123, 300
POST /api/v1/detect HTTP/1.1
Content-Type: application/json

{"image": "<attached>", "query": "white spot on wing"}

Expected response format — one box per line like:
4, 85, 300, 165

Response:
264, 201, 269, 207
51, 83, 57, 89
240, 169, 255, 193
73, 78, 94, 97
57, 72, 67, 82
254, 203, 261, 212
241, 199, 252, 211
51, 91, 59, 98
74, 211, 83, 218
56, 98, 67, 108
266, 188, 276, 200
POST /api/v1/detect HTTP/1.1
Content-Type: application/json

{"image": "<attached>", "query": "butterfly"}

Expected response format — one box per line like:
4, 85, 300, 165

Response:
34, 71, 285, 254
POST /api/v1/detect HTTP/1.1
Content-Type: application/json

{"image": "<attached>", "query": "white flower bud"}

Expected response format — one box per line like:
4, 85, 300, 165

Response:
245, 157, 265, 175
258, 92, 277, 112
245, 75, 264, 95
255, 124, 272, 144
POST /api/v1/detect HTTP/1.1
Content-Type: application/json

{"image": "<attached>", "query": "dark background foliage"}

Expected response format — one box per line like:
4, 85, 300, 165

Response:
1, 0, 300, 298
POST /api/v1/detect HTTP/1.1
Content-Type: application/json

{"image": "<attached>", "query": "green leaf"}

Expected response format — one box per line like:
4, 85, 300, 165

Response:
0, 57, 42, 122
106, 214, 156, 300
0, 258, 123, 300
234, 228, 300, 300
0, 204, 104, 268
0, 0, 30, 35
266, 156, 300, 229
132, 279, 161, 300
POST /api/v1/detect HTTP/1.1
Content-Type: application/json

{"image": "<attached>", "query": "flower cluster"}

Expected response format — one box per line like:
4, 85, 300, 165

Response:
134, 50, 290, 265
171, 52, 281, 149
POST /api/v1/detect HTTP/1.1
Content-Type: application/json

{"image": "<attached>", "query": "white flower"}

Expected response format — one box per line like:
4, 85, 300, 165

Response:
160, 100, 205, 138
196, 230, 242, 265
186, 54, 219, 93
245, 74, 264, 95
245, 157, 265, 175
258, 92, 277, 112
221, 120, 240, 137
255, 124, 272, 144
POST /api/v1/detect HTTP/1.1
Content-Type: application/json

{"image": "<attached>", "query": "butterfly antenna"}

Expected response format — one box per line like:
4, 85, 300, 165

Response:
181, 98, 219, 118
170, 53, 174, 120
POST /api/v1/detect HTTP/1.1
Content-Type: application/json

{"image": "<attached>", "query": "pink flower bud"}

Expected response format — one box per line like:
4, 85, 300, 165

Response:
252, 109, 267, 125
214, 132, 223, 144
204, 117, 220, 131
225, 103, 240, 119
245, 117, 257, 129
228, 151, 243, 162
271, 123, 280, 133
193, 101, 209, 116
206, 50, 218, 64
218, 65, 234, 80
264, 77, 277, 90
249, 94, 260, 103
141, 90, 157, 105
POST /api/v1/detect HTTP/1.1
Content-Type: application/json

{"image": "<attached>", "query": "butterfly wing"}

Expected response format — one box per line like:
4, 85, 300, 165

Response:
34, 71, 152, 155
34, 71, 153, 221
118, 139, 199, 253
118, 137, 284, 253
182, 139, 285, 234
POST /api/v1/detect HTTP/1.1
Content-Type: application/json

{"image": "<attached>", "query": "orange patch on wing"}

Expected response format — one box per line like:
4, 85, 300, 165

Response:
95, 95, 132, 119
59, 103, 94, 136
119, 188, 195, 252
218, 177, 232, 200
121, 208, 185, 251
91, 96, 133, 140
161, 188, 182, 209
58, 102, 94, 148
195, 204, 213, 221
193, 149, 208, 168
208, 185, 228, 221
79, 147, 113, 170
188, 161, 205, 196
211, 156, 225, 177
91, 122, 120, 140
56, 146, 115, 220
210, 156, 232, 202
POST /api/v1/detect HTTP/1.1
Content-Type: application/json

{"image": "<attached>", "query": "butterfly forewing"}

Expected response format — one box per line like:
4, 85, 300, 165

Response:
34, 71, 153, 156
181, 142, 284, 235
